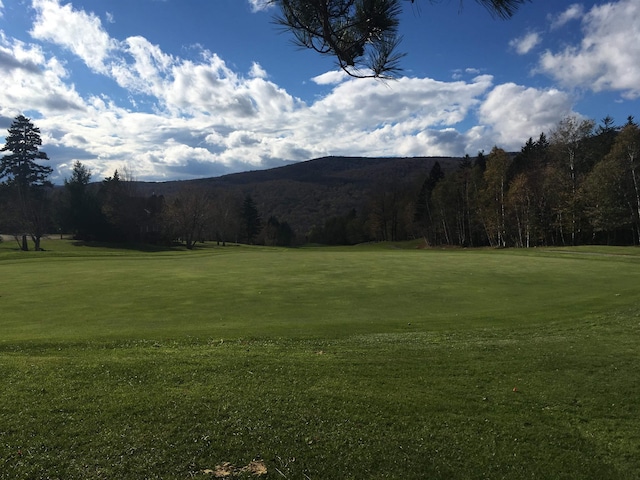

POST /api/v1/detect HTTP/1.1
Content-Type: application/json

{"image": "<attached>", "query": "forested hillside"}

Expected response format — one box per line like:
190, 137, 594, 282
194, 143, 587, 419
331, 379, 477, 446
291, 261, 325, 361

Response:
134, 156, 460, 239
2, 114, 640, 249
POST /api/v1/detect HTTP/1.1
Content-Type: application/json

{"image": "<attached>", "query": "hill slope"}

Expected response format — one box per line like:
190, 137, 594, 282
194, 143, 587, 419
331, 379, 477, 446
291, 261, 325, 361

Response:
136, 156, 463, 235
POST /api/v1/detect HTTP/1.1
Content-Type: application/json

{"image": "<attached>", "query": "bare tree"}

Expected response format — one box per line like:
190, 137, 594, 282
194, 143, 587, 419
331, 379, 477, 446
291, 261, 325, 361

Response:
165, 186, 213, 249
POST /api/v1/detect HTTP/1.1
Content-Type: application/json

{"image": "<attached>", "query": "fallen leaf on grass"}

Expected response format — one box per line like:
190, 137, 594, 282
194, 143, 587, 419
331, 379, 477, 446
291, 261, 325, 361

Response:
242, 460, 267, 475
204, 459, 267, 477
212, 462, 235, 477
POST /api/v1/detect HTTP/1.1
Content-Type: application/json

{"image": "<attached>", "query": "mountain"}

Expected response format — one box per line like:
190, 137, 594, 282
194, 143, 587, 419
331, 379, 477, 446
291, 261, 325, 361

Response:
134, 156, 464, 235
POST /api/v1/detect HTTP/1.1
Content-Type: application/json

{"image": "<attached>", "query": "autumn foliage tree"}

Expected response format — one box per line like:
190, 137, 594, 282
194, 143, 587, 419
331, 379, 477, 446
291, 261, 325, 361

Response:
583, 119, 640, 243
549, 116, 595, 245
479, 147, 511, 247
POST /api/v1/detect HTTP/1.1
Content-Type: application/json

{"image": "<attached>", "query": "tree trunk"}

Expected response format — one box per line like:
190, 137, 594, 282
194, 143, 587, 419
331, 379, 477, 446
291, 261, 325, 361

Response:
32, 235, 42, 251
21, 234, 29, 251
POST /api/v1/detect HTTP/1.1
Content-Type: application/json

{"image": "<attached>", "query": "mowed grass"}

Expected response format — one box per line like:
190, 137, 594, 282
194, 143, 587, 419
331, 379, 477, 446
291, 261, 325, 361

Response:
1, 239, 639, 479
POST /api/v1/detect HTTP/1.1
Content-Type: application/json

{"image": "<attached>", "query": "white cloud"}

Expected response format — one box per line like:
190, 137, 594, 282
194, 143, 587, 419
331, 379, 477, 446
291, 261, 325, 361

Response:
451, 68, 482, 81
312, 70, 349, 85
30, 0, 116, 74
0, 1, 4, 18
112, 35, 174, 95
249, 62, 267, 79
0, 0, 585, 182
310, 75, 494, 131
538, 0, 640, 98
550, 3, 584, 30
284, 74, 498, 159
247, 0, 272, 13
478, 83, 575, 149
510, 32, 541, 55
0, 35, 85, 119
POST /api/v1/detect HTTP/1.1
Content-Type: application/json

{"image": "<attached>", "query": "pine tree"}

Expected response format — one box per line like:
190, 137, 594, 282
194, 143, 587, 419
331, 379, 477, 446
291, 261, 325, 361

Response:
0, 115, 53, 250
242, 195, 261, 244
0, 115, 52, 188
60, 161, 103, 241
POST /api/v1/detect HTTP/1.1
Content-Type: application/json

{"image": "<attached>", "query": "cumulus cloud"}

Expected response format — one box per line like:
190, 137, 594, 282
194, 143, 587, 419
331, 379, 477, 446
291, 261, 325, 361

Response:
0, 47, 41, 74
312, 70, 349, 85
0, 35, 85, 121
249, 62, 267, 79
478, 83, 575, 149
510, 32, 541, 55
538, 0, 640, 98
0, 0, 585, 182
30, 0, 116, 74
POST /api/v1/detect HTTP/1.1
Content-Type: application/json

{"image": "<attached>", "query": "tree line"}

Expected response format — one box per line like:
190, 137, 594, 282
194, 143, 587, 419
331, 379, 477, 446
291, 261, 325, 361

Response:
0, 115, 293, 250
309, 115, 640, 247
52, 163, 292, 249
412, 115, 640, 247
1, 113, 639, 250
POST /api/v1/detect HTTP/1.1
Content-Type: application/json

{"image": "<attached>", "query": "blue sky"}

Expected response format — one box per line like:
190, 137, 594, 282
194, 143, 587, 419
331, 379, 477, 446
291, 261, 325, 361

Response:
0, 0, 639, 183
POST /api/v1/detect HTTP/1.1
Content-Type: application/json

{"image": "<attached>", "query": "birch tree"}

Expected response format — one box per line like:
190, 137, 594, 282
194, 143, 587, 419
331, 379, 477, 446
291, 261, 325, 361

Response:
549, 116, 595, 245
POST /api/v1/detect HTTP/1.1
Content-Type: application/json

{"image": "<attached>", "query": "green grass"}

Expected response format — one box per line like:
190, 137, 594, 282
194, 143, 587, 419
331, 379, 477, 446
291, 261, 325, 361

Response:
1, 239, 640, 478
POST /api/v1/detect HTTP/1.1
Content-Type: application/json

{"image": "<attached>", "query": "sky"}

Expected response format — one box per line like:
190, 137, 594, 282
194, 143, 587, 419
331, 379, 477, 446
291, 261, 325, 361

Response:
0, 0, 639, 183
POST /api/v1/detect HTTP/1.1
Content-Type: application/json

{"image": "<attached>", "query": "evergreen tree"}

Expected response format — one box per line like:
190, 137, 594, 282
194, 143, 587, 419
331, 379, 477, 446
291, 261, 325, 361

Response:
0, 115, 52, 188
98, 169, 147, 242
60, 161, 103, 240
0, 115, 53, 250
262, 216, 296, 246
475, 150, 487, 172
242, 195, 261, 244
414, 161, 444, 231
509, 133, 551, 245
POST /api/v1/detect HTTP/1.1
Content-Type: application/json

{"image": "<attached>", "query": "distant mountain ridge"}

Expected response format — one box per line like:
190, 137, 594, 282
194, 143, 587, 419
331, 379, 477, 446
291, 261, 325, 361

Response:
135, 156, 465, 235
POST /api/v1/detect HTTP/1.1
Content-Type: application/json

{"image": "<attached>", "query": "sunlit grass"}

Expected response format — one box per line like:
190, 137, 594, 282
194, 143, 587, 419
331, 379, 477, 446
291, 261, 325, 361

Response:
1, 239, 639, 478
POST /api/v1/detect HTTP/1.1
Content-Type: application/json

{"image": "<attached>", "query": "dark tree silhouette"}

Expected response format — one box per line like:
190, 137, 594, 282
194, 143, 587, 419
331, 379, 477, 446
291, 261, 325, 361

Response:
242, 195, 262, 244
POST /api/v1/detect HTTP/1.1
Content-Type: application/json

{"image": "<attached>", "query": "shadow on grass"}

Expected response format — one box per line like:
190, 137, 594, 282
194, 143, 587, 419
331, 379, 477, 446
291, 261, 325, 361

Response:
69, 239, 245, 253
70, 240, 194, 252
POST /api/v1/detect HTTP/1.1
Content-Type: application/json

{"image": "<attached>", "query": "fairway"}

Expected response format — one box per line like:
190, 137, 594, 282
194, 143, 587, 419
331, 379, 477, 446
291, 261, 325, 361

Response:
1, 240, 640, 479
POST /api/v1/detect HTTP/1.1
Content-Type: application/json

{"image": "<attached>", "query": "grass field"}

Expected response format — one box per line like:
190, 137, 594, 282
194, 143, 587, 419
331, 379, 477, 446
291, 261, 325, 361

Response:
1, 238, 639, 479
